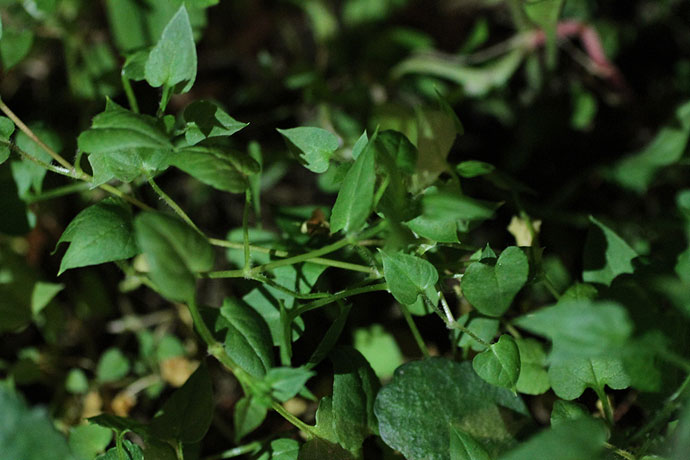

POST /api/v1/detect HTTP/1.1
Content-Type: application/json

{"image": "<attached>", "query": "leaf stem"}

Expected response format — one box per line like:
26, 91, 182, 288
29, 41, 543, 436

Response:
449, 322, 491, 348
541, 274, 562, 300
400, 303, 430, 357
206, 221, 386, 278
0, 98, 75, 171
271, 401, 318, 439
25, 182, 92, 203
290, 282, 388, 318
121, 73, 140, 114
243, 188, 251, 274
0, 128, 152, 212
596, 388, 615, 427
157, 85, 172, 117
251, 221, 386, 275
147, 174, 203, 234
438, 290, 456, 324
251, 274, 330, 300
209, 238, 375, 274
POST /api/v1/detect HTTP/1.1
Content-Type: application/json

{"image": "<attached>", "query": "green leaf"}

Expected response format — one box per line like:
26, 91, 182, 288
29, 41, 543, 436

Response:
171, 145, 259, 193
306, 304, 351, 370
407, 188, 499, 241
150, 362, 213, 443
381, 250, 439, 305
0, 27, 34, 70
548, 356, 630, 400
12, 125, 61, 198
375, 359, 528, 460
299, 439, 354, 460
0, 115, 14, 164
277, 127, 339, 173
96, 440, 144, 460
612, 100, 690, 192
65, 369, 89, 394
264, 366, 315, 402
31, 281, 63, 316
583, 216, 638, 286
450, 425, 492, 460
456, 160, 495, 178
523, 0, 564, 66
549, 400, 590, 426
56, 199, 138, 275
145, 5, 197, 93
353, 324, 404, 379
313, 347, 380, 455
498, 419, 606, 460
461, 246, 529, 317
515, 338, 550, 395
78, 100, 173, 185
241, 263, 324, 348
515, 300, 633, 358
257, 438, 300, 460
183, 100, 248, 145
69, 424, 112, 460
88, 413, 146, 435
472, 334, 521, 390
330, 133, 377, 233
104, 0, 147, 52
458, 317, 498, 352
134, 211, 214, 303
215, 297, 274, 378
394, 48, 524, 98
96, 347, 130, 383
233, 396, 267, 442
0, 383, 76, 460
374, 130, 417, 175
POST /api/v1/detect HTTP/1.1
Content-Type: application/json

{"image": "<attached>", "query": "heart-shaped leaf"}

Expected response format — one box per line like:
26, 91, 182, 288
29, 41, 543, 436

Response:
381, 250, 438, 306
461, 246, 528, 317
375, 358, 528, 460
472, 334, 520, 390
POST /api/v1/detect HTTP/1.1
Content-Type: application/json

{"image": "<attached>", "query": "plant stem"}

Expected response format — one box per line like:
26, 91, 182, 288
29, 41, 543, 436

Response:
400, 303, 430, 357
438, 290, 456, 324
207, 221, 387, 279
25, 182, 91, 203
604, 443, 636, 460
147, 174, 203, 234
243, 188, 251, 273
449, 322, 491, 348
251, 221, 386, 275
251, 274, 330, 300
0, 130, 152, 211
100, 183, 154, 211
596, 388, 615, 427
0, 98, 75, 171
290, 283, 388, 318
209, 238, 375, 274
541, 274, 562, 300
629, 373, 690, 444
204, 441, 262, 460
157, 85, 172, 117
372, 174, 390, 209
175, 441, 184, 460
121, 73, 139, 113
271, 401, 317, 438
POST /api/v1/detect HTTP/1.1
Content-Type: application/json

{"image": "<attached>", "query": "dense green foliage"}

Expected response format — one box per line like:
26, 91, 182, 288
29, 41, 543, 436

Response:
1, 1, 690, 459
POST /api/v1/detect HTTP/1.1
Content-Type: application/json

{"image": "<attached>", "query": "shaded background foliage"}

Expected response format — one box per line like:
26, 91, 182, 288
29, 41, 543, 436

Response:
1, 0, 690, 458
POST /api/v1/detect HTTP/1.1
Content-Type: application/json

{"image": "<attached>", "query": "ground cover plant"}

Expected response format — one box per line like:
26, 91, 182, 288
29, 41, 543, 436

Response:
1, 0, 690, 459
